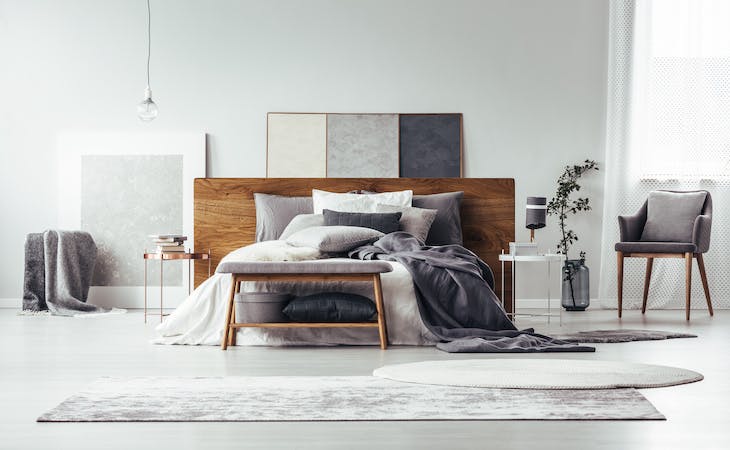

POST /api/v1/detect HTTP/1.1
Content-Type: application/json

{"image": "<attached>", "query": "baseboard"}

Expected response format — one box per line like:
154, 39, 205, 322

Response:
0, 298, 20, 308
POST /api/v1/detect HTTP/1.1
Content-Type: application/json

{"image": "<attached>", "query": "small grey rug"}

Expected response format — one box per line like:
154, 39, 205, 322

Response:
551, 329, 697, 343
37, 376, 664, 422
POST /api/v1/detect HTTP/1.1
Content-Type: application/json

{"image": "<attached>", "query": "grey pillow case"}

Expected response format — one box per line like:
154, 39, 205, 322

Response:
279, 214, 325, 240
375, 204, 438, 244
412, 192, 464, 245
640, 191, 707, 242
254, 193, 314, 242
282, 292, 377, 322
285, 226, 384, 253
323, 209, 402, 234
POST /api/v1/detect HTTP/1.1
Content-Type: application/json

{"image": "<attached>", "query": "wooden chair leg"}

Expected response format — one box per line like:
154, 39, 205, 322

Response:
685, 252, 692, 321
696, 253, 714, 316
642, 257, 653, 314
221, 275, 237, 350
372, 274, 388, 350
617, 251, 624, 318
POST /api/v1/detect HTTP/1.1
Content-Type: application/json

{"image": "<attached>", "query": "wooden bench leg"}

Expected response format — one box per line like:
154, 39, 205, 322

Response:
372, 274, 388, 350
221, 275, 237, 350
228, 280, 239, 347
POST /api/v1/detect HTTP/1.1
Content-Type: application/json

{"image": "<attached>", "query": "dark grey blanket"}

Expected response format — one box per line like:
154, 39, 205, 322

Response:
23, 230, 107, 315
349, 232, 594, 353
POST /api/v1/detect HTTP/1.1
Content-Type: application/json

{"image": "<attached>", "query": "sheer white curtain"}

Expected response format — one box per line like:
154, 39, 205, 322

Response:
599, 0, 730, 310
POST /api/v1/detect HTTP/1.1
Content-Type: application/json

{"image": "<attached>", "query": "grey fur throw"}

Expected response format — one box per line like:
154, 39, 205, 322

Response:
23, 230, 107, 315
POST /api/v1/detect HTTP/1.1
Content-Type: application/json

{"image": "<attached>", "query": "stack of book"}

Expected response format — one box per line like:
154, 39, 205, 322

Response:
149, 234, 187, 254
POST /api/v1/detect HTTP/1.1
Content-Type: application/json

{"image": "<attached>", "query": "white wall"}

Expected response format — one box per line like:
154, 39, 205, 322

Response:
0, 0, 608, 304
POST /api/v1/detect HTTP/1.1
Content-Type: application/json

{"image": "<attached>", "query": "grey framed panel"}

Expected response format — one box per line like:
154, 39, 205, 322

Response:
399, 114, 462, 178
326, 114, 399, 177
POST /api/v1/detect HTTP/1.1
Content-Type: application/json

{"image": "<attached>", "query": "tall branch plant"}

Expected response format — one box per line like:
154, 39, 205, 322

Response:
547, 160, 599, 259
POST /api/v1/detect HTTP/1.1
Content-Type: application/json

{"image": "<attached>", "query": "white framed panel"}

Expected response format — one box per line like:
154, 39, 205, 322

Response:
267, 113, 327, 177
58, 132, 206, 309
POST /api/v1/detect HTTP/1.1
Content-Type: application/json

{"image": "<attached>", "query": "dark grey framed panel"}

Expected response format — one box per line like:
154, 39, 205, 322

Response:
399, 114, 463, 178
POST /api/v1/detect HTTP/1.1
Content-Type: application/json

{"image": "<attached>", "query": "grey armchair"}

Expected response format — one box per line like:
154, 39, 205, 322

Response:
615, 190, 713, 320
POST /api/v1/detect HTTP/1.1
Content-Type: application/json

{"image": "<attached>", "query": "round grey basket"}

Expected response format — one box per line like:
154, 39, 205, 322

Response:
235, 292, 292, 323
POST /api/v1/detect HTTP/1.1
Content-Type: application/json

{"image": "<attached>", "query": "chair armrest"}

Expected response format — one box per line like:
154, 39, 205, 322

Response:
618, 212, 646, 242
693, 215, 712, 253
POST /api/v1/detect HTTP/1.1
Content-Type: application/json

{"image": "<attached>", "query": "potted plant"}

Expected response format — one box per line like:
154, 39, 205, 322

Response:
547, 160, 599, 311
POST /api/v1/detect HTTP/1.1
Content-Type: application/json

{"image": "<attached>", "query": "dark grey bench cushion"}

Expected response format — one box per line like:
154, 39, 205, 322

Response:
615, 242, 697, 254
216, 258, 393, 274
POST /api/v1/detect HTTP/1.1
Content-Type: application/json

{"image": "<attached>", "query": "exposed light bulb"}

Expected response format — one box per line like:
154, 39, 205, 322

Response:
137, 86, 158, 121
138, 0, 158, 121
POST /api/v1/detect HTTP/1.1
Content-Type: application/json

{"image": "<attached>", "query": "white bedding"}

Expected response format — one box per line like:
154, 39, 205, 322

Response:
153, 242, 435, 346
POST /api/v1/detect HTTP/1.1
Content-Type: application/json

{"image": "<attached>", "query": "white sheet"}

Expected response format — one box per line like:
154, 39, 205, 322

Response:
153, 247, 435, 346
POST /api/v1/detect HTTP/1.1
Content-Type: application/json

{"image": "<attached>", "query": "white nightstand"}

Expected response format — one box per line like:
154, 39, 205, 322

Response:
498, 252, 565, 324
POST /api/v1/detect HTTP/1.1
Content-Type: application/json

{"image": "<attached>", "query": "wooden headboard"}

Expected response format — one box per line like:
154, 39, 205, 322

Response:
194, 178, 515, 309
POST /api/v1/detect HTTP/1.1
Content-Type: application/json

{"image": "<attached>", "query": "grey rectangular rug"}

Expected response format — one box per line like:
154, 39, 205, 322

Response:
38, 376, 664, 422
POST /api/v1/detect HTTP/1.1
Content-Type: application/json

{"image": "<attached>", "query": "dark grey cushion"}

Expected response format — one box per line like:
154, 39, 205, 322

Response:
615, 242, 697, 253
283, 292, 377, 322
375, 204, 438, 244
412, 192, 464, 245
254, 194, 314, 242
640, 191, 707, 242
323, 209, 402, 234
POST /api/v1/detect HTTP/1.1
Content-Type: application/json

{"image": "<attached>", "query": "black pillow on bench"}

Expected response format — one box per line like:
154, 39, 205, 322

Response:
323, 209, 402, 234
282, 292, 377, 323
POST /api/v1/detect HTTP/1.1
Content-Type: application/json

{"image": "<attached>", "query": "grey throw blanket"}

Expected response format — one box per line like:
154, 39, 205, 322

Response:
349, 232, 594, 353
23, 230, 107, 315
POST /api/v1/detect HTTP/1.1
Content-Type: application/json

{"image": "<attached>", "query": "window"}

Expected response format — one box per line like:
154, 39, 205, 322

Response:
638, 0, 730, 179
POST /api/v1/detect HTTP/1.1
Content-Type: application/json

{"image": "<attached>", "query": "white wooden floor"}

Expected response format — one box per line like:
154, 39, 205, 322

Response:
1, 308, 728, 450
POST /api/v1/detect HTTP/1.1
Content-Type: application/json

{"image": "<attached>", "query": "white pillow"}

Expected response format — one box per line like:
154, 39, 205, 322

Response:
312, 189, 413, 214
285, 226, 384, 253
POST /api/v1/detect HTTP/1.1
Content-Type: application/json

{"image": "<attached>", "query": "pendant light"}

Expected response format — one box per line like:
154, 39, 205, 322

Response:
137, 0, 158, 121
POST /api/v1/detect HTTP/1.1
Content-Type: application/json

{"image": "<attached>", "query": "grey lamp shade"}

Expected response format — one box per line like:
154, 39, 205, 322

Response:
526, 196, 547, 230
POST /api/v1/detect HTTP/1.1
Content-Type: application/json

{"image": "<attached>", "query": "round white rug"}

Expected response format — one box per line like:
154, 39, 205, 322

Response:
373, 359, 703, 390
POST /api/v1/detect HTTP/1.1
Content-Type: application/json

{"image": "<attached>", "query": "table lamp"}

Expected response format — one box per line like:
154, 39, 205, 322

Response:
526, 196, 547, 242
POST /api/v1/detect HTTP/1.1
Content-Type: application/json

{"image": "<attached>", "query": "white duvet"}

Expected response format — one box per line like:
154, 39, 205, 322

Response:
154, 241, 435, 346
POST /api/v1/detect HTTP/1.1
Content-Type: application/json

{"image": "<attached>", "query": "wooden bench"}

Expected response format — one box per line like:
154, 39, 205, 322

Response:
217, 259, 393, 350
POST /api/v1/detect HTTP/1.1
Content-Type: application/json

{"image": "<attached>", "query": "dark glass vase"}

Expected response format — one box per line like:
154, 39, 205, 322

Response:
562, 259, 589, 311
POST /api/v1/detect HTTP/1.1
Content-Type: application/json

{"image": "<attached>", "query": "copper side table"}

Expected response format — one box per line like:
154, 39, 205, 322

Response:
143, 251, 211, 323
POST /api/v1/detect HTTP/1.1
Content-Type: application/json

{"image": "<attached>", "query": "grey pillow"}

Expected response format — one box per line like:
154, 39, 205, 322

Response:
640, 191, 707, 242
254, 194, 313, 242
279, 214, 325, 240
375, 204, 438, 244
323, 209, 402, 234
285, 226, 384, 253
412, 192, 464, 245
282, 292, 377, 322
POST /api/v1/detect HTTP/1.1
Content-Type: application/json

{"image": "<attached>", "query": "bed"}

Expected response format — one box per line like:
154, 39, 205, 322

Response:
193, 178, 515, 300
153, 178, 514, 347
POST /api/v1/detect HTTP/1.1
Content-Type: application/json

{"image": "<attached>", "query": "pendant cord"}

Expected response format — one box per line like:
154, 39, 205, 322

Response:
146, 0, 151, 90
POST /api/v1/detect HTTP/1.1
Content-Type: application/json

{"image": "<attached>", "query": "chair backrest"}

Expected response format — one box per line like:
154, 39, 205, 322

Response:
639, 190, 712, 249
656, 190, 712, 217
